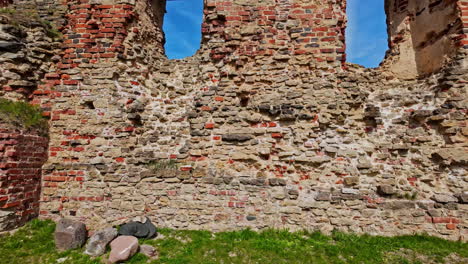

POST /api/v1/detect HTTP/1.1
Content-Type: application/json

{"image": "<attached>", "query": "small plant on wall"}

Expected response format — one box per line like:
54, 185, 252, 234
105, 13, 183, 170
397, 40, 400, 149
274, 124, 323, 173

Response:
0, 98, 48, 134
146, 159, 180, 178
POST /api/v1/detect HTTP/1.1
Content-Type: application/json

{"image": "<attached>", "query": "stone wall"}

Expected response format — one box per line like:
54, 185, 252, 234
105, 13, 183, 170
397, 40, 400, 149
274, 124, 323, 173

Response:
0, 0, 466, 240
0, 129, 48, 231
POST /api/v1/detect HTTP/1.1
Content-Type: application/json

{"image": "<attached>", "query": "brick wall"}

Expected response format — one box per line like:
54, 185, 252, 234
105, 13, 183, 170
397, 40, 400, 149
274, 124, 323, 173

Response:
459, 0, 468, 49
0, 129, 48, 231
202, 0, 347, 68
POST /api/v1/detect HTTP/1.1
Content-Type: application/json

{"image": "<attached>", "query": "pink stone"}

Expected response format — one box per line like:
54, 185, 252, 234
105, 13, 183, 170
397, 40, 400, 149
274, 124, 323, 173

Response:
108, 236, 139, 264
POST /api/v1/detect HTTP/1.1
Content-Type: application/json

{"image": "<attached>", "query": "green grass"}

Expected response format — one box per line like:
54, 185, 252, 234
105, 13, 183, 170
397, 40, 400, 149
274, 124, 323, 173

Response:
0, 220, 466, 264
0, 99, 47, 132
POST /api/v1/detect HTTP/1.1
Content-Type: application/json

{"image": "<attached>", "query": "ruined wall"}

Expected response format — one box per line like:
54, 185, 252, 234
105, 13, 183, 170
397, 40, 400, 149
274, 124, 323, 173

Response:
0, 4, 60, 231
0, 0, 466, 240
0, 129, 48, 231
383, 0, 465, 78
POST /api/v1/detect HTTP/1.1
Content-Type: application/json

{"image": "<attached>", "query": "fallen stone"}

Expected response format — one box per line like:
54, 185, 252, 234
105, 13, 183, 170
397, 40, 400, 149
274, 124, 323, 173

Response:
119, 222, 149, 238
0, 41, 23, 52
85, 227, 118, 257
54, 218, 87, 251
108, 236, 139, 264
118, 217, 157, 239
140, 244, 158, 259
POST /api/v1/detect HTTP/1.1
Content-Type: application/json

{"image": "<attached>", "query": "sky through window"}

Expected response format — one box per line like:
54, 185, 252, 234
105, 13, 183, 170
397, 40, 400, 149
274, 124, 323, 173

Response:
163, 0, 389, 67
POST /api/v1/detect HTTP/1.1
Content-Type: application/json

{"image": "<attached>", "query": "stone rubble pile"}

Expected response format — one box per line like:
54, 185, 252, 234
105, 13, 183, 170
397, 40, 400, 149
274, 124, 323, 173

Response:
54, 218, 158, 263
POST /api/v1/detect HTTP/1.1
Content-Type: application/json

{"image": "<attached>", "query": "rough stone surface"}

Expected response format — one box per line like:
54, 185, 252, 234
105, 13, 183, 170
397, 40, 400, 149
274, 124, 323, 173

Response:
0, 0, 466, 241
108, 236, 139, 264
139, 244, 158, 259
54, 218, 87, 251
85, 227, 118, 257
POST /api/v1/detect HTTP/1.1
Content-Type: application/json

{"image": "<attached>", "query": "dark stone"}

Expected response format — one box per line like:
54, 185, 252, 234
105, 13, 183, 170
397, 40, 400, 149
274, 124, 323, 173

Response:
456, 192, 468, 204
288, 189, 299, 199
246, 215, 256, 221
444, 203, 458, 210
144, 218, 157, 239
377, 185, 396, 196
0, 41, 23, 52
119, 222, 149, 238
54, 218, 87, 251
364, 104, 380, 117
222, 134, 253, 142
119, 218, 157, 239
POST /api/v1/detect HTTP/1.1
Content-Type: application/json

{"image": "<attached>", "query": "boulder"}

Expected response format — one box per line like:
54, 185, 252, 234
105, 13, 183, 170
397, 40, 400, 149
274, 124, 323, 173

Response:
118, 217, 157, 239
54, 219, 87, 251
119, 222, 149, 238
108, 236, 139, 264
84, 227, 118, 257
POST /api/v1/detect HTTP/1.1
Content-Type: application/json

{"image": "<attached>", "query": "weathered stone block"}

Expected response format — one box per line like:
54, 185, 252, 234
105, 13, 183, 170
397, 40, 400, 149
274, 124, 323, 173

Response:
54, 219, 87, 251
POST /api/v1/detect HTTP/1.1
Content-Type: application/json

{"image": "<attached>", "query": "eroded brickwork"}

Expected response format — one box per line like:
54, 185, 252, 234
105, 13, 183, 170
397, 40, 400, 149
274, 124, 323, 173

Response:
383, 0, 466, 78
0, 0, 466, 240
0, 129, 48, 230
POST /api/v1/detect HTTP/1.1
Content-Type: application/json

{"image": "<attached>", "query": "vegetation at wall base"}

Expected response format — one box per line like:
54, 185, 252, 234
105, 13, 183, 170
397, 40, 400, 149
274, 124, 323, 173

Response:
0, 99, 47, 132
0, 220, 466, 264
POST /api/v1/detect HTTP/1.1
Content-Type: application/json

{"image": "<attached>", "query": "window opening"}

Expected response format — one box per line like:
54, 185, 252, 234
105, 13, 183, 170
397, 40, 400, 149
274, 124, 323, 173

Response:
345, 0, 388, 68
163, 0, 203, 59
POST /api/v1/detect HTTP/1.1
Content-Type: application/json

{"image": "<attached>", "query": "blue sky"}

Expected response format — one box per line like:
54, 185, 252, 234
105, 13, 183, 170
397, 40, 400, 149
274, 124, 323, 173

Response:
346, 0, 388, 67
164, 0, 388, 67
163, 0, 204, 59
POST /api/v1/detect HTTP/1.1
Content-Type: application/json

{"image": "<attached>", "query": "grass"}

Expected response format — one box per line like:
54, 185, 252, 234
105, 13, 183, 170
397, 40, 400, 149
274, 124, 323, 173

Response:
0, 99, 47, 132
0, 219, 466, 264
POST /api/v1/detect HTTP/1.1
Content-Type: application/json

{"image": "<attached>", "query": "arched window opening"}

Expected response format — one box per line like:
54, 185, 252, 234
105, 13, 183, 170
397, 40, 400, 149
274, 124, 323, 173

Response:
346, 0, 388, 68
163, 0, 203, 59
